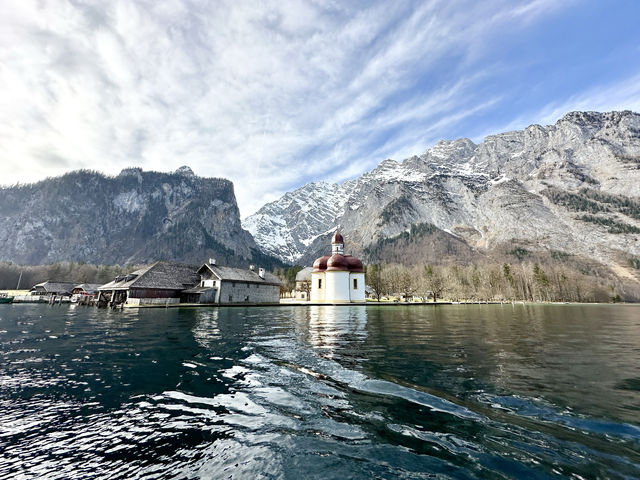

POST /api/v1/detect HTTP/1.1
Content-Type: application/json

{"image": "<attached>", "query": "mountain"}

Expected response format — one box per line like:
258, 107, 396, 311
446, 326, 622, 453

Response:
244, 111, 640, 282
242, 181, 355, 264
0, 166, 283, 268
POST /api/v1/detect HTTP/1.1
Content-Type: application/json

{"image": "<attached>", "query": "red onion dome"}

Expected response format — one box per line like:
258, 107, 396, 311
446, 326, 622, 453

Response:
331, 231, 344, 244
326, 254, 349, 271
344, 255, 364, 272
312, 255, 330, 271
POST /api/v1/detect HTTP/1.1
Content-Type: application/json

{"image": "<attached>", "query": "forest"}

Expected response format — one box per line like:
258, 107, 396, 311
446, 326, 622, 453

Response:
364, 262, 633, 303
0, 262, 136, 290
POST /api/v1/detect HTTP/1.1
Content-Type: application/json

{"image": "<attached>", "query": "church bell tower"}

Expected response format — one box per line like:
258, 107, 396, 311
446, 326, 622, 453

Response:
331, 231, 344, 255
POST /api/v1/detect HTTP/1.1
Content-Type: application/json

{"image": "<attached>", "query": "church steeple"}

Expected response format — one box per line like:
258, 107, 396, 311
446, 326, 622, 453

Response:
311, 229, 364, 303
331, 231, 344, 255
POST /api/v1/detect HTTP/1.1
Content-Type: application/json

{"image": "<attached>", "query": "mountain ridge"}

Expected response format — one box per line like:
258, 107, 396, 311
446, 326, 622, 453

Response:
0, 166, 284, 268
243, 110, 640, 284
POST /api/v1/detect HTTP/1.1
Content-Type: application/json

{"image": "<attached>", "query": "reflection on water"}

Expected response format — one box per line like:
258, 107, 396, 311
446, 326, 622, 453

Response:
192, 309, 221, 350
0, 303, 639, 479
294, 306, 368, 358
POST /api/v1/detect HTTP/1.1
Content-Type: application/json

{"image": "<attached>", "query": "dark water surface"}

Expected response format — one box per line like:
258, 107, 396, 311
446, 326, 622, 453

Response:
1, 304, 639, 479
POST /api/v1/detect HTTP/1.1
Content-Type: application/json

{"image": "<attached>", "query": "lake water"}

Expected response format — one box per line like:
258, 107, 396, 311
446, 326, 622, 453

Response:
1, 303, 639, 479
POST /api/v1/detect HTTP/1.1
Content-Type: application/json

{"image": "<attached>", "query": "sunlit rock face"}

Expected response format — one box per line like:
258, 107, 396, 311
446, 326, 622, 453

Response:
245, 111, 640, 276
242, 181, 356, 264
0, 168, 262, 266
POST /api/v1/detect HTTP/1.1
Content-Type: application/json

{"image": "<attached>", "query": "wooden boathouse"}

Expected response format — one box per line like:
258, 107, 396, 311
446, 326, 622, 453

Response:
97, 262, 199, 307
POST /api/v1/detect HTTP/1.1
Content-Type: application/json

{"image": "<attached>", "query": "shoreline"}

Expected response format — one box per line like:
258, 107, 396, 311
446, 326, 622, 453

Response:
121, 300, 639, 308
1, 295, 637, 309
83, 300, 640, 308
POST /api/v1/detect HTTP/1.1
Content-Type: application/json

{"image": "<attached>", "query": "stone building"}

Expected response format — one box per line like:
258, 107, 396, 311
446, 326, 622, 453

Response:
183, 260, 281, 304
311, 231, 365, 303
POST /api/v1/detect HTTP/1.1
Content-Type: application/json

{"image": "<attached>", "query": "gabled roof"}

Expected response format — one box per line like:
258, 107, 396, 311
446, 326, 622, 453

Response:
99, 262, 200, 291
295, 266, 313, 282
31, 281, 75, 293
198, 264, 282, 286
73, 283, 102, 294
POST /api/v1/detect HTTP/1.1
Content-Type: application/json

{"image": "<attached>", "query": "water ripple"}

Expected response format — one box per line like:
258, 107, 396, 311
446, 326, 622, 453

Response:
0, 304, 639, 478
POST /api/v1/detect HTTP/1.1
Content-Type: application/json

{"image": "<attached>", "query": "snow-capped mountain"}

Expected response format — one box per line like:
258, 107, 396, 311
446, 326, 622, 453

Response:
242, 181, 355, 263
244, 111, 640, 280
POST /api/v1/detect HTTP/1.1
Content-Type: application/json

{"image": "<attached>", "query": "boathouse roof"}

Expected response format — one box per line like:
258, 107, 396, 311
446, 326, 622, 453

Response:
31, 281, 75, 294
99, 262, 199, 291
73, 283, 102, 294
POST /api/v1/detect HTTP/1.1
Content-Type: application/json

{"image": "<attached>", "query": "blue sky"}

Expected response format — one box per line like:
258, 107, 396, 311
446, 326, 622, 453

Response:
1, 0, 639, 216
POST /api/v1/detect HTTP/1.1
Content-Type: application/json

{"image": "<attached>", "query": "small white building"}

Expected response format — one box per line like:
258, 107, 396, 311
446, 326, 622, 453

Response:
294, 266, 313, 300
311, 231, 365, 303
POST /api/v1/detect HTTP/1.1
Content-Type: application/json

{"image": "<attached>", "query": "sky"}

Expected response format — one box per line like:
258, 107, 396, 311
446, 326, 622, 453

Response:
1, 0, 639, 217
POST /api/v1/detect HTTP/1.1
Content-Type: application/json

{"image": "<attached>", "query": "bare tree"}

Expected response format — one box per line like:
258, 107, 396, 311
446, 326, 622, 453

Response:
423, 264, 445, 302
300, 280, 311, 300
365, 264, 384, 301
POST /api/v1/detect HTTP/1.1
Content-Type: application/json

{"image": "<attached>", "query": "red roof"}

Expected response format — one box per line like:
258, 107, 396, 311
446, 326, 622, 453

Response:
344, 255, 364, 273
313, 232, 364, 272
313, 254, 364, 272
312, 255, 330, 272
327, 254, 349, 271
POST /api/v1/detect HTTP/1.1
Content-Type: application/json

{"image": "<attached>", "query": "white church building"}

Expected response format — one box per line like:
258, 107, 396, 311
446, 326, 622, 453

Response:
311, 231, 366, 303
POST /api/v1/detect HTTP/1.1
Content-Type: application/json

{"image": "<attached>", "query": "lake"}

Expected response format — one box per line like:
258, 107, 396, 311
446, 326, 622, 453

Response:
1, 303, 639, 479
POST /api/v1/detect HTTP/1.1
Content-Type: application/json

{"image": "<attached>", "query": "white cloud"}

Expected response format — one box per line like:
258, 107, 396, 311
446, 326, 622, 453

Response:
0, 0, 636, 217
534, 75, 640, 126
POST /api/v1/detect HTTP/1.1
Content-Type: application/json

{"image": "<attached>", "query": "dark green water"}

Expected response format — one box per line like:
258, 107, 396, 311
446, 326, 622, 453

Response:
1, 304, 639, 479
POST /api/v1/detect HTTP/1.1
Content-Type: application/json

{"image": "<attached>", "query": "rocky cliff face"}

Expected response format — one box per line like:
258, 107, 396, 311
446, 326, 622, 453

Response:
244, 111, 640, 280
242, 181, 355, 263
0, 167, 278, 267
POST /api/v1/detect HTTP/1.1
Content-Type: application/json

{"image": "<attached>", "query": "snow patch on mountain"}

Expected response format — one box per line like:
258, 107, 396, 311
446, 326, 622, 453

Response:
245, 111, 640, 273
242, 181, 355, 263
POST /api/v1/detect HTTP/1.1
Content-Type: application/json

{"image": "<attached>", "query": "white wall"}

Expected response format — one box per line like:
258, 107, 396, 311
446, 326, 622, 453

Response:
312, 270, 366, 302
218, 281, 280, 303
349, 272, 366, 302
325, 271, 350, 302
311, 272, 325, 302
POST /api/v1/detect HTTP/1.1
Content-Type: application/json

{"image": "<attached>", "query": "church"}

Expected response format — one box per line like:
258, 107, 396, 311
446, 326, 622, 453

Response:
311, 231, 365, 303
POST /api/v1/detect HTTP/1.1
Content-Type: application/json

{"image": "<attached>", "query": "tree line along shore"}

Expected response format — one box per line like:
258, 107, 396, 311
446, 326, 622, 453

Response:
361, 262, 631, 303
274, 261, 638, 303
0, 257, 637, 303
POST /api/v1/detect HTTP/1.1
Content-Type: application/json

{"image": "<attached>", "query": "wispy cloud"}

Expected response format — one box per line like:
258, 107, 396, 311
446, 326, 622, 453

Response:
471, 73, 640, 143
534, 74, 640, 126
0, 0, 638, 215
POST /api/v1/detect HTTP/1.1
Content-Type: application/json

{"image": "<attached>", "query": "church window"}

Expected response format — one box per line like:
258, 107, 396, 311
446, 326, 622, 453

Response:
318, 279, 322, 289
353, 278, 358, 289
